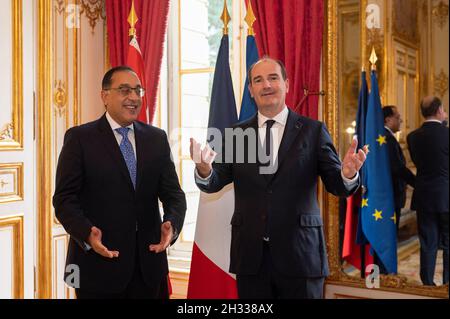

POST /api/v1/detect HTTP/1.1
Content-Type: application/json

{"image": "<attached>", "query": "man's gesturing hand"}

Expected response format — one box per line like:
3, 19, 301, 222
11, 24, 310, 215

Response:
190, 138, 217, 178
149, 221, 174, 253
88, 226, 119, 258
342, 136, 368, 179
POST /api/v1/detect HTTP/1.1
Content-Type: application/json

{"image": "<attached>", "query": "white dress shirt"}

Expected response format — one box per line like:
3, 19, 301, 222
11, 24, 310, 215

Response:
106, 112, 137, 158
424, 119, 443, 124
384, 126, 395, 137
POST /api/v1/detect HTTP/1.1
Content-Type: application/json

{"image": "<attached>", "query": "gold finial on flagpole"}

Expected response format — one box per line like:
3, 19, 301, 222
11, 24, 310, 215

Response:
221, 0, 231, 35
369, 47, 378, 71
128, 0, 138, 37
245, 1, 256, 36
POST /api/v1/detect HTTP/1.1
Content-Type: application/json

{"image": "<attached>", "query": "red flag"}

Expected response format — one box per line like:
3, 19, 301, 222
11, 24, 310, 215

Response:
342, 190, 374, 273
128, 35, 174, 295
126, 36, 148, 124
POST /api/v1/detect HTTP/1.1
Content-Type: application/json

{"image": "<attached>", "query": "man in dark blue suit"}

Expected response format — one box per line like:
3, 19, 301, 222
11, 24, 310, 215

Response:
53, 66, 186, 298
190, 57, 367, 298
382, 105, 415, 232
407, 96, 449, 286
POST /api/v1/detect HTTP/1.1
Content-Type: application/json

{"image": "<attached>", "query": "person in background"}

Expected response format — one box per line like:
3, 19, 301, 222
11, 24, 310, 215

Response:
407, 96, 448, 286
383, 105, 415, 232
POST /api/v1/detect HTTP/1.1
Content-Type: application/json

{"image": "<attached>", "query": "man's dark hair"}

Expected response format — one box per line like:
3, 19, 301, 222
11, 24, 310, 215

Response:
420, 96, 442, 118
247, 56, 287, 84
102, 66, 136, 90
383, 105, 397, 121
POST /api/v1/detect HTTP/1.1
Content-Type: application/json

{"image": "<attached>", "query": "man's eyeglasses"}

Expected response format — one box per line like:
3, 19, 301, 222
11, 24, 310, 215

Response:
104, 86, 145, 97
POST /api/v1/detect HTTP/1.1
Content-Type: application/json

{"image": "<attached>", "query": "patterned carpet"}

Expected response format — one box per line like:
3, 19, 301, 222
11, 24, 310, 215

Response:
397, 236, 444, 286
343, 235, 445, 286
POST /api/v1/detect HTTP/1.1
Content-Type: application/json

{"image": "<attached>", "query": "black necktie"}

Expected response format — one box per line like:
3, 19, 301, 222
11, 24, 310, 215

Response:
265, 120, 276, 158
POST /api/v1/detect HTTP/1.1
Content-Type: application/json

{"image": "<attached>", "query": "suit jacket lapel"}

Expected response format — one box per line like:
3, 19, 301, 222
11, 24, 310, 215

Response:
268, 110, 303, 183
97, 114, 135, 192
240, 114, 266, 184
134, 122, 147, 192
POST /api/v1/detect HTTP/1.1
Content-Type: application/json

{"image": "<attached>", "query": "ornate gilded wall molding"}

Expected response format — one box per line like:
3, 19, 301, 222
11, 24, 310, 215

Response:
0, 215, 24, 298
0, 163, 23, 203
432, 1, 449, 29
55, 0, 65, 15
434, 69, 449, 98
421, 0, 428, 20
80, 0, 105, 33
0, 0, 23, 150
53, 80, 67, 117
37, 0, 53, 299
367, 28, 384, 52
0, 123, 14, 141
393, 0, 419, 44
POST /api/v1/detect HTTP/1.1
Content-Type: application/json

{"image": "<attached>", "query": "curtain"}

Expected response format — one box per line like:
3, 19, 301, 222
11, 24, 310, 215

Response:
105, 0, 170, 123
250, 0, 324, 120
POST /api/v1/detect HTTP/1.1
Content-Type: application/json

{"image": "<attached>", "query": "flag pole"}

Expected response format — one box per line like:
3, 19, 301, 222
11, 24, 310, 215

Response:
244, 0, 256, 36
128, 0, 138, 38
369, 47, 378, 71
360, 48, 377, 278
221, 0, 231, 35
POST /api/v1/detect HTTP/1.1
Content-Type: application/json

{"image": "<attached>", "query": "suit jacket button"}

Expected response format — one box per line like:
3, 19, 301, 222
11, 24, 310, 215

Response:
267, 189, 272, 194
262, 215, 266, 221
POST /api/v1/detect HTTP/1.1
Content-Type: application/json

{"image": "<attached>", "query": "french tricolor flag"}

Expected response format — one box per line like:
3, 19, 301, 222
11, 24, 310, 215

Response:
187, 34, 238, 299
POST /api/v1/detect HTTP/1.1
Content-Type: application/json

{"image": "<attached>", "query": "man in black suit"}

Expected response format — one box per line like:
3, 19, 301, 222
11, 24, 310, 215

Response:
190, 57, 367, 298
407, 96, 449, 286
383, 105, 415, 232
53, 66, 186, 298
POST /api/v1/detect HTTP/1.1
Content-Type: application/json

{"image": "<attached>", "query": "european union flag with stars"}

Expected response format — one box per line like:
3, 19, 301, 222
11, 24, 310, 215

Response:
361, 70, 397, 274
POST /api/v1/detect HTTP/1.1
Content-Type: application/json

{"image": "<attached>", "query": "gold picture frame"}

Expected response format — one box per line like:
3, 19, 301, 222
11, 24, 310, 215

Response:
323, 0, 448, 299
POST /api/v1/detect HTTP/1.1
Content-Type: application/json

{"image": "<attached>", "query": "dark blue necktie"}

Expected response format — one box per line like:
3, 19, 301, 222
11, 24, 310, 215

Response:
116, 127, 136, 189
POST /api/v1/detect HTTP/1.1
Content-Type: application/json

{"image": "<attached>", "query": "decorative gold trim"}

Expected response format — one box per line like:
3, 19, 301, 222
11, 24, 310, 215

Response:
80, 0, 105, 34
323, 0, 448, 299
0, 215, 24, 298
360, 0, 368, 68
65, 0, 69, 130
392, 0, 419, 44
396, 50, 406, 67
432, 1, 449, 29
0, 123, 14, 141
55, 0, 64, 15
37, 0, 53, 299
323, 0, 339, 283
53, 80, 68, 117
0, 163, 24, 203
0, 0, 23, 151
73, 0, 80, 126
434, 69, 449, 99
